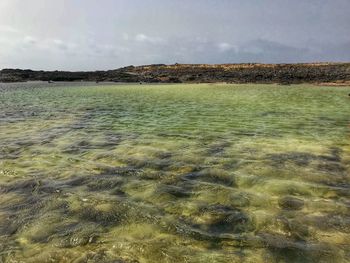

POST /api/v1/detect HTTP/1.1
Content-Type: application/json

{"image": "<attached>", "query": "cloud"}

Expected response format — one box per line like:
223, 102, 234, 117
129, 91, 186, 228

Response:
135, 34, 165, 44
51, 39, 71, 50
217, 42, 237, 53
234, 39, 313, 63
146, 37, 345, 65
0, 25, 19, 34
313, 41, 350, 62
1, 1, 349, 70
122, 33, 129, 41
23, 36, 38, 45
87, 43, 130, 58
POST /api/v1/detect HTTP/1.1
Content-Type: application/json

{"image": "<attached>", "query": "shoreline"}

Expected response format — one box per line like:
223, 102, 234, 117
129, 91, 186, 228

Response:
1, 81, 350, 87
1, 62, 350, 84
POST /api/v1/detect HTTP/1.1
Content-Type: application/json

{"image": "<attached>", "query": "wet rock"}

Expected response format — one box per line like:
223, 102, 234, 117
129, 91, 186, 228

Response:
278, 196, 304, 210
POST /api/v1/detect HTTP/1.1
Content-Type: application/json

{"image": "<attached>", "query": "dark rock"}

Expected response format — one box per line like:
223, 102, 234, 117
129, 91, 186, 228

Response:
54, 223, 100, 248
207, 141, 231, 156
1, 63, 350, 84
258, 232, 340, 263
156, 184, 191, 198
318, 163, 346, 173
201, 205, 255, 234
278, 196, 304, 210
184, 168, 235, 187
276, 216, 309, 240
167, 204, 256, 242
267, 152, 316, 167
74, 205, 124, 227
86, 176, 123, 191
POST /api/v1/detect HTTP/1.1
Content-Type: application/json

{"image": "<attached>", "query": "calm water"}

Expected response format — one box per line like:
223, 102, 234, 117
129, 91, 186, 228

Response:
0, 83, 349, 263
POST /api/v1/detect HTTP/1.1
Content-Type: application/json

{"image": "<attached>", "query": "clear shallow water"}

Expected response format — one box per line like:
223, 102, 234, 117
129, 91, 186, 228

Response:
0, 83, 349, 263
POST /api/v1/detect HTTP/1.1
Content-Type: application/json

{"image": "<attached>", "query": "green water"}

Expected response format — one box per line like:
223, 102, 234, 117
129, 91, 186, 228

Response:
0, 83, 349, 263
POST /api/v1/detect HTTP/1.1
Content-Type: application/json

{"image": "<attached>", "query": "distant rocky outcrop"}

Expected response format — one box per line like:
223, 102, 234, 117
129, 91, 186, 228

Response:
1, 63, 350, 84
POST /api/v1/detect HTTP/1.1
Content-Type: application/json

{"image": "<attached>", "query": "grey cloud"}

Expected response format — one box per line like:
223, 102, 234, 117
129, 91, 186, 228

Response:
135, 34, 165, 44
217, 43, 238, 53
23, 36, 38, 46
0, 25, 20, 34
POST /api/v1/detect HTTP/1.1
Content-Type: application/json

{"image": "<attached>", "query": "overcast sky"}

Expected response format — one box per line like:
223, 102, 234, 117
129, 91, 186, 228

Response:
0, 0, 349, 70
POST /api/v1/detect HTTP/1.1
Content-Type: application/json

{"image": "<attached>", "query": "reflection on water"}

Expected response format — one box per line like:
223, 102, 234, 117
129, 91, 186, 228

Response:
0, 83, 349, 262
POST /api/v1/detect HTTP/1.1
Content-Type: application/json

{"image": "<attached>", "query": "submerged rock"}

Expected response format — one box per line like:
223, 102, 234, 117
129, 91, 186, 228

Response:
167, 204, 256, 242
203, 205, 254, 234
184, 168, 235, 187
207, 141, 231, 156
74, 203, 125, 227
54, 223, 100, 248
229, 192, 251, 207
276, 216, 309, 240
156, 184, 191, 198
86, 176, 123, 191
278, 196, 304, 210
259, 232, 341, 263
267, 152, 316, 167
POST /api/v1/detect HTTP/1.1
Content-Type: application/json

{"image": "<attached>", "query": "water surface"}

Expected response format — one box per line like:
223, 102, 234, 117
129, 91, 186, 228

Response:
0, 83, 349, 262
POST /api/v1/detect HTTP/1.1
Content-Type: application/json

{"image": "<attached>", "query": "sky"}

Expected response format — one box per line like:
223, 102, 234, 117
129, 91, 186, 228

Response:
0, 0, 349, 70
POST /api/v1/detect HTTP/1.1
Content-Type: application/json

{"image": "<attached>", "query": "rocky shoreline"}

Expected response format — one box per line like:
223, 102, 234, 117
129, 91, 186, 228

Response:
1, 63, 350, 84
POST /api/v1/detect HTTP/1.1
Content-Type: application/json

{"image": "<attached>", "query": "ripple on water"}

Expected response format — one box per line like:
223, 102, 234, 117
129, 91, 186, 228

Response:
0, 83, 349, 262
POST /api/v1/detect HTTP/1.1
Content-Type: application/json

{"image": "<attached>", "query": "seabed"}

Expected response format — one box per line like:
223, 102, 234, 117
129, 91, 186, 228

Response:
0, 83, 349, 262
